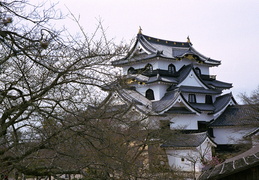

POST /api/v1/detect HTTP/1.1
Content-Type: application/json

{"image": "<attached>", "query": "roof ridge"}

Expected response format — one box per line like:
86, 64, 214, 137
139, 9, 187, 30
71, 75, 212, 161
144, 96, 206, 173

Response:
141, 33, 189, 45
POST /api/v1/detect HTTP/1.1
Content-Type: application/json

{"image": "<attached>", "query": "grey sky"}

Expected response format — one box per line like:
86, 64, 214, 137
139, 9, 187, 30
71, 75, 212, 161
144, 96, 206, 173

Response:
54, 0, 259, 102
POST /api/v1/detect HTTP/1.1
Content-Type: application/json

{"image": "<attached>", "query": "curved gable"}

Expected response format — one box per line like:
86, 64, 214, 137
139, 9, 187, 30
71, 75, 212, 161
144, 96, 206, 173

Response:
212, 94, 237, 118
177, 68, 209, 89
153, 92, 200, 115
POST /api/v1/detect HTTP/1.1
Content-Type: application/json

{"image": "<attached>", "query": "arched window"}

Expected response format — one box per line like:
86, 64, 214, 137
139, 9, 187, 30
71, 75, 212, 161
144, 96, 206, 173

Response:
145, 63, 153, 72
195, 67, 201, 76
128, 67, 135, 74
145, 89, 155, 100
168, 64, 176, 74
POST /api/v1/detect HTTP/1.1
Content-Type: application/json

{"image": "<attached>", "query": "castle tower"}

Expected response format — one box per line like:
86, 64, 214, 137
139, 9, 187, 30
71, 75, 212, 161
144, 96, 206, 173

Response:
112, 30, 236, 131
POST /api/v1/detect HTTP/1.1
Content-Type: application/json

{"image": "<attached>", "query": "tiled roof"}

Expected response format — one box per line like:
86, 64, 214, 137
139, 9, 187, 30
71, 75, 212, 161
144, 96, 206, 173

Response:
153, 92, 201, 114
165, 107, 196, 114
203, 79, 232, 89
112, 52, 169, 66
140, 34, 191, 48
152, 91, 178, 113
118, 89, 154, 114
122, 63, 230, 91
198, 145, 259, 180
183, 93, 234, 113
146, 74, 177, 84
139, 34, 220, 66
126, 65, 194, 85
103, 83, 234, 116
210, 105, 259, 127
112, 33, 221, 66
212, 93, 233, 114
176, 64, 193, 83
177, 86, 222, 95
161, 132, 213, 148
173, 46, 220, 64
190, 103, 215, 112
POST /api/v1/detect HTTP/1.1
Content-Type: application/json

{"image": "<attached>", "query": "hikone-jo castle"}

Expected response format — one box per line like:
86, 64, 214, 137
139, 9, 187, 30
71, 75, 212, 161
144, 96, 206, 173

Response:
101, 28, 259, 179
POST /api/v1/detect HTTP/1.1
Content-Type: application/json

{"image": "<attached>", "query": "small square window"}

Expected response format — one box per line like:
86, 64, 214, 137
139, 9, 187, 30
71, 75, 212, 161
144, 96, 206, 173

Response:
160, 120, 170, 129
188, 94, 196, 103
206, 95, 213, 104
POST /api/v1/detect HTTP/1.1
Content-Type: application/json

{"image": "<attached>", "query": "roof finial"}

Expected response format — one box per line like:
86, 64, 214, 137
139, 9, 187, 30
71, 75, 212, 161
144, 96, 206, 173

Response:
187, 36, 191, 43
138, 26, 142, 34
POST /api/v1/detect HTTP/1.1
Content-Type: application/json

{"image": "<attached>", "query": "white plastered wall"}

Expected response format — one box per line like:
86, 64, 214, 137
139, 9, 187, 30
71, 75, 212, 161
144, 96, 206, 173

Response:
165, 139, 215, 172
169, 113, 214, 130
122, 58, 210, 76
165, 149, 203, 172
135, 83, 169, 101
122, 59, 157, 75
182, 93, 210, 104
177, 70, 207, 88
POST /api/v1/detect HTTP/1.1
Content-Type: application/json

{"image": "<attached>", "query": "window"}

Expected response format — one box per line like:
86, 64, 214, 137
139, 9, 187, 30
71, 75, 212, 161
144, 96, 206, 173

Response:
181, 157, 185, 162
160, 120, 170, 129
205, 95, 213, 104
195, 67, 201, 76
198, 121, 208, 131
146, 89, 155, 100
145, 63, 153, 72
188, 94, 196, 103
128, 67, 135, 74
168, 64, 176, 74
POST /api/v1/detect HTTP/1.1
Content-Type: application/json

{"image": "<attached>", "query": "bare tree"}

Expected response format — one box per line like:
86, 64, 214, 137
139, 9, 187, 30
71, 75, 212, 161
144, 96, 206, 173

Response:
0, 0, 129, 178
238, 86, 259, 146
240, 86, 259, 120
0, 1, 186, 179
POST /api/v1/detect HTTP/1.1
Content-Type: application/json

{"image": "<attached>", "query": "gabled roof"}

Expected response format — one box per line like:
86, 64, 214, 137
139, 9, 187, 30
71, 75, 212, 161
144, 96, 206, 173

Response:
153, 91, 235, 115
176, 64, 194, 83
176, 64, 211, 89
210, 105, 259, 127
174, 46, 221, 65
212, 93, 235, 114
112, 33, 221, 66
161, 132, 216, 148
186, 93, 235, 113
198, 145, 259, 180
138, 34, 190, 54
117, 88, 155, 115
152, 92, 200, 114
152, 91, 178, 113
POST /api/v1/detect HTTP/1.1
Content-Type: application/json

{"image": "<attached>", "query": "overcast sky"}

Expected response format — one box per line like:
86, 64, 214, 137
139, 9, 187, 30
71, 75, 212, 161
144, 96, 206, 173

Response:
52, 0, 259, 103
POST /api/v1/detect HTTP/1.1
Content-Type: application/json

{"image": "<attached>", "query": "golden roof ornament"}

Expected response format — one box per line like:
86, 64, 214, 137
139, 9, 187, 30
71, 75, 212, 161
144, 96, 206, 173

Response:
138, 26, 142, 34
187, 36, 191, 43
